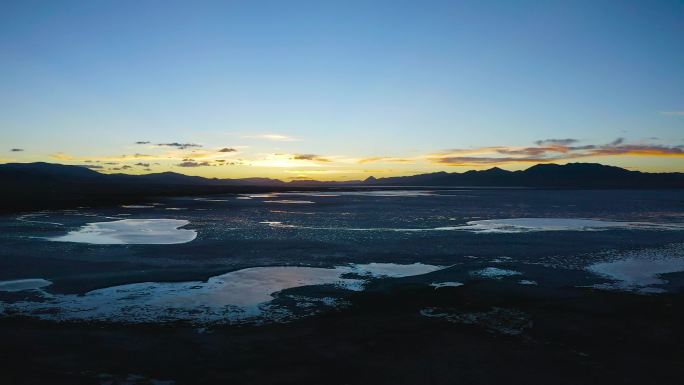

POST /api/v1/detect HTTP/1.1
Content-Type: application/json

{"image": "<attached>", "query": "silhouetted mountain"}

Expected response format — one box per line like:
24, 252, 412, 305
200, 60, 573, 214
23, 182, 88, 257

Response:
365, 163, 684, 188
0, 163, 286, 187
0, 162, 682, 213
0, 162, 105, 181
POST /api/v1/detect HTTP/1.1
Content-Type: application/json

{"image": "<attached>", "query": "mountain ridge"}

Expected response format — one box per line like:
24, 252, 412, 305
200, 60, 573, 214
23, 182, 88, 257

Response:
1, 161, 683, 188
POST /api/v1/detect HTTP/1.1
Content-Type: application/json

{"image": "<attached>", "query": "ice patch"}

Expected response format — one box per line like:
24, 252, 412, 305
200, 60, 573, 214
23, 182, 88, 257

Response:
49, 219, 197, 245
275, 192, 340, 197
587, 255, 684, 294
471, 267, 522, 279
244, 194, 278, 198
0, 263, 446, 324
333, 190, 434, 197
16, 213, 63, 226
0, 279, 52, 292
259, 221, 297, 228
430, 282, 463, 289
252, 218, 683, 234
439, 218, 683, 233
347, 262, 446, 278
263, 200, 315, 204
518, 280, 538, 285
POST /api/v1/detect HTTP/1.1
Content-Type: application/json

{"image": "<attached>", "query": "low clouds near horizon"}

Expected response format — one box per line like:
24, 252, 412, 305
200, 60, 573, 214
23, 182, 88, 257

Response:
292, 154, 331, 162
156, 142, 202, 149
430, 138, 684, 166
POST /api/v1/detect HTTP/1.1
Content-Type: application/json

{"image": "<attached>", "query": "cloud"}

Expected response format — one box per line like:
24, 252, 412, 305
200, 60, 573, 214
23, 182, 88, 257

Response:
157, 142, 202, 149
588, 144, 684, 157
51, 152, 159, 163
292, 154, 331, 162
134, 162, 150, 167
660, 111, 684, 116
121, 165, 132, 169
244, 134, 299, 142
431, 156, 549, 166
177, 161, 211, 167
78, 164, 104, 169
534, 138, 578, 146
10, 148, 24, 152
429, 138, 684, 166
218, 147, 237, 153
357, 156, 413, 164
135, 141, 150, 144
609, 137, 624, 146
495, 147, 566, 156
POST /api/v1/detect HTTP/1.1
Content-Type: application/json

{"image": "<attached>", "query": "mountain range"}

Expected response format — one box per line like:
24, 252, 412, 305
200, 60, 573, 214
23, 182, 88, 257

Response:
1, 162, 682, 213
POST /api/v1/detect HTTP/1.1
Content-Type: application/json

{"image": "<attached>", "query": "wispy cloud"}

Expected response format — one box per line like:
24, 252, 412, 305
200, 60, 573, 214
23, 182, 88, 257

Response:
292, 154, 331, 162
218, 147, 237, 153
177, 161, 211, 167
534, 138, 578, 146
357, 156, 414, 164
244, 134, 299, 142
135, 141, 151, 144
157, 142, 202, 149
660, 111, 684, 116
10, 148, 24, 152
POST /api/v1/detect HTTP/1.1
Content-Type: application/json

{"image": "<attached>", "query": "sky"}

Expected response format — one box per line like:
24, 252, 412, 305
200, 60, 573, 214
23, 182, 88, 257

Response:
1, 0, 683, 180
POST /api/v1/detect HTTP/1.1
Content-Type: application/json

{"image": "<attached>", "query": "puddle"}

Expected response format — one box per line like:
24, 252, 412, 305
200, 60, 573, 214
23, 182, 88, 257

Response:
438, 218, 683, 233
430, 282, 463, 289
587, 253, 684, 294
471, 267, 522, 279
1, 263, 446, 323
0, 279, 52, 292
49, 219, 197, 245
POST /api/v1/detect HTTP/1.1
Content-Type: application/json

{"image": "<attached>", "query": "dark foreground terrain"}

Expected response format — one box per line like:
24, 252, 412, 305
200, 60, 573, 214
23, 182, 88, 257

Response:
2, 280, 683, 385
1, 188, 682, 384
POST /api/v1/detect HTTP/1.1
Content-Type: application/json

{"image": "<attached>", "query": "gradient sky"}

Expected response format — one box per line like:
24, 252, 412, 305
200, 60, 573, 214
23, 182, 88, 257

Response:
1, 0, 683, 180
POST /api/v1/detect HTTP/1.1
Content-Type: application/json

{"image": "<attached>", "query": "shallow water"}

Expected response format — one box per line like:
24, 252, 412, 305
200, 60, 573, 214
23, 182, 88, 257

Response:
1, 189, 683, 323
0, 263, 445, 323
0, 279, 52, 292
49, 219, 197, 245
587, 255, 684, 293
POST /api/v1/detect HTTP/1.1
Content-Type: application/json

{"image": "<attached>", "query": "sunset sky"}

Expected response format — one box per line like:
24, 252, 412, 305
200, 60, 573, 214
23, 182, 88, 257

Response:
1, 0, 683, 181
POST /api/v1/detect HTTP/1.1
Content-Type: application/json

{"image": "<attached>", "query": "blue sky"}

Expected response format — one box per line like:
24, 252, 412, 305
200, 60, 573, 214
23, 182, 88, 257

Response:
1, 0, 683, 179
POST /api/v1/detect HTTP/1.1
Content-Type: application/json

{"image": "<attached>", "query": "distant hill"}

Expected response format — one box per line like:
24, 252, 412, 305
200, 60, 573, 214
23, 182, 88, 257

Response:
0, 162, 286, 186
363, 163, 684, 188
0, 162, 682, 213
2, 161, 683, 189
